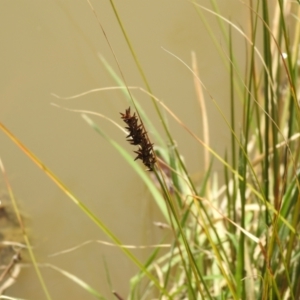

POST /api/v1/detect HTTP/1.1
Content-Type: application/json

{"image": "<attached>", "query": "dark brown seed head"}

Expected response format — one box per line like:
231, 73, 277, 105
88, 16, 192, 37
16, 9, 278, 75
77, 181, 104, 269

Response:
120, 107, 156, 171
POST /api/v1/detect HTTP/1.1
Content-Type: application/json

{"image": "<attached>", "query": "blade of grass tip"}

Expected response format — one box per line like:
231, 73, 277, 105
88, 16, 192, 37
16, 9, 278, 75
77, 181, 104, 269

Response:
191, 51, 210, 173
198, 158, 214, 197
0, 159, 52, 300
0, 122, 170, 298
102, 257, 113, 293
44, 264, 105, 299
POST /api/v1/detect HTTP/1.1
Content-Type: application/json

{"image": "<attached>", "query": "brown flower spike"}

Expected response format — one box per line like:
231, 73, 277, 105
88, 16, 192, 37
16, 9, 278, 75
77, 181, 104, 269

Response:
120, 107, 156, 171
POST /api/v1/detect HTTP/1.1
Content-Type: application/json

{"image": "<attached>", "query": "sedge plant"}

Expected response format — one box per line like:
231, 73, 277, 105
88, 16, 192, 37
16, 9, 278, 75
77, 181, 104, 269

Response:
0, 1, 299, 299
